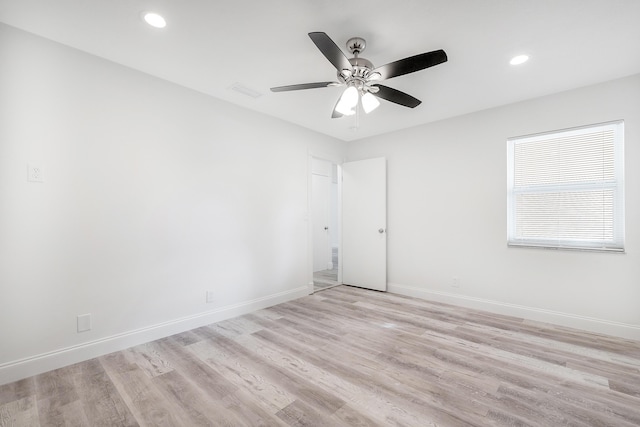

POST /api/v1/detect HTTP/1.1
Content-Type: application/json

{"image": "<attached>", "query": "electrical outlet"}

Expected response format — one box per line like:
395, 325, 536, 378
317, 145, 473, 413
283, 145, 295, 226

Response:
452, 277, 460, 288
27, 163, 44, 182
77, 313, 92, 332
206, 291, 214, 303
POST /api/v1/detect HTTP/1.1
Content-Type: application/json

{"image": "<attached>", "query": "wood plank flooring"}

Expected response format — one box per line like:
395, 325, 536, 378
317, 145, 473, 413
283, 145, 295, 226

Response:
1, 285, 639, 426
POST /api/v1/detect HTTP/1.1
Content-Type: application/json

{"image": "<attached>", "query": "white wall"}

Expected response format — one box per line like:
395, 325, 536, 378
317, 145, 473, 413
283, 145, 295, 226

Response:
0, 23, 345, 384
346, 74, 640, 339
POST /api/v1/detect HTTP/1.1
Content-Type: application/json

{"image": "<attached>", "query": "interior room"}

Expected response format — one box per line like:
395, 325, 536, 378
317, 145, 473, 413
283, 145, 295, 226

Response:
1, 1, 639, 425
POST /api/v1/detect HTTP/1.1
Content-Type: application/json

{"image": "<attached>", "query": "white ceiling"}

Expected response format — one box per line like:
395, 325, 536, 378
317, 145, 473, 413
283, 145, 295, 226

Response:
1, 0, 639, 141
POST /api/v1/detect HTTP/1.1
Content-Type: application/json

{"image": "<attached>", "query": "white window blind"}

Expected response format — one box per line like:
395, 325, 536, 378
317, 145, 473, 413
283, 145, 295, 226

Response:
507, 121, 624, 251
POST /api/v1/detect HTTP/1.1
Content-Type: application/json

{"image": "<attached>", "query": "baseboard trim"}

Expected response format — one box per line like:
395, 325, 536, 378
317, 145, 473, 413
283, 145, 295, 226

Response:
0, 286, 309, 386
388, 283, 640, 341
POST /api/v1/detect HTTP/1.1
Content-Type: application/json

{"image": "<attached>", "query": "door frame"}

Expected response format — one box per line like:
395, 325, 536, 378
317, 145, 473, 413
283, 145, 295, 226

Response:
307, 153, 343, 294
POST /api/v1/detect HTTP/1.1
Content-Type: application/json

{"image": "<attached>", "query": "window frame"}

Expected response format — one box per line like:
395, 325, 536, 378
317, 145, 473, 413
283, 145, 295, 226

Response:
507, 121, 625, 252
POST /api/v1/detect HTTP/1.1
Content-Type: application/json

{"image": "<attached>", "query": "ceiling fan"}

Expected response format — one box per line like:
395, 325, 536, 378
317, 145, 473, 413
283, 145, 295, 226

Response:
271, 32, 447, 118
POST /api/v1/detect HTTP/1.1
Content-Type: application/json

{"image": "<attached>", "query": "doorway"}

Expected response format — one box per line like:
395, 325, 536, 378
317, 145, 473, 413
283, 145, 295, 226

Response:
311, 158, 340, 292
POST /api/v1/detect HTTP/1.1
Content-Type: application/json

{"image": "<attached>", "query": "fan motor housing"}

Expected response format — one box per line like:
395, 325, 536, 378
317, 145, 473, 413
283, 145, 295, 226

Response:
349, 57, 373, 70
337, 56, 376, 86
336, 37, 378, 85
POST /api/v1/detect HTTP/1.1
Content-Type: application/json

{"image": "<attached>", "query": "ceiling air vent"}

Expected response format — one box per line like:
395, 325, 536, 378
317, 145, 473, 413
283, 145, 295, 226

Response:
229, 82, 263, 99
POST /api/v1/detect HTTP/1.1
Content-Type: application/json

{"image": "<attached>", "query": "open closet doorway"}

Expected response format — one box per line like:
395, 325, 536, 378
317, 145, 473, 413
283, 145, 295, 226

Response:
311, 157, 341, 292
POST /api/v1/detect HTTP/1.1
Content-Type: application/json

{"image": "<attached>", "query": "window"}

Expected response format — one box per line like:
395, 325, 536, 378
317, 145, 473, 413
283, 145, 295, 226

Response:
507, 121, 624, 252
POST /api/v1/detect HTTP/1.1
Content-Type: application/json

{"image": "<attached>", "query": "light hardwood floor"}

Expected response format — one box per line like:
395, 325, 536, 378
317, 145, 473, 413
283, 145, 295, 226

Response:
1, 285, 639, 426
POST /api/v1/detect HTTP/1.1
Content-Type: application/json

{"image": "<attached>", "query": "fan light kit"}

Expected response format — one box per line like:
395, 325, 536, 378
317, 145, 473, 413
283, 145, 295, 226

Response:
271, 32, 448, 118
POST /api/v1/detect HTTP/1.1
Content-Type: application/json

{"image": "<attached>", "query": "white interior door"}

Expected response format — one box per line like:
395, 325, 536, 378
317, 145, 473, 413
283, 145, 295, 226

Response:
312, 173, 330, 272
342, 157, 387, 291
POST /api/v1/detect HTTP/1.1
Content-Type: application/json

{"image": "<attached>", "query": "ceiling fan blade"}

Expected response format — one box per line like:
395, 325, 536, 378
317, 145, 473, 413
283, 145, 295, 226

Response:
371, 84, 422, 108
270, 82, 338, 92
308, 32, 353, 73
373, 49, 447, 80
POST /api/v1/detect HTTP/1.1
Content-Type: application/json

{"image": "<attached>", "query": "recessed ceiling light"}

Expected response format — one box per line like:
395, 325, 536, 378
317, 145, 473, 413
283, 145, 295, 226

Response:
510, 54, 529, 66
143, 12, 166, 29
